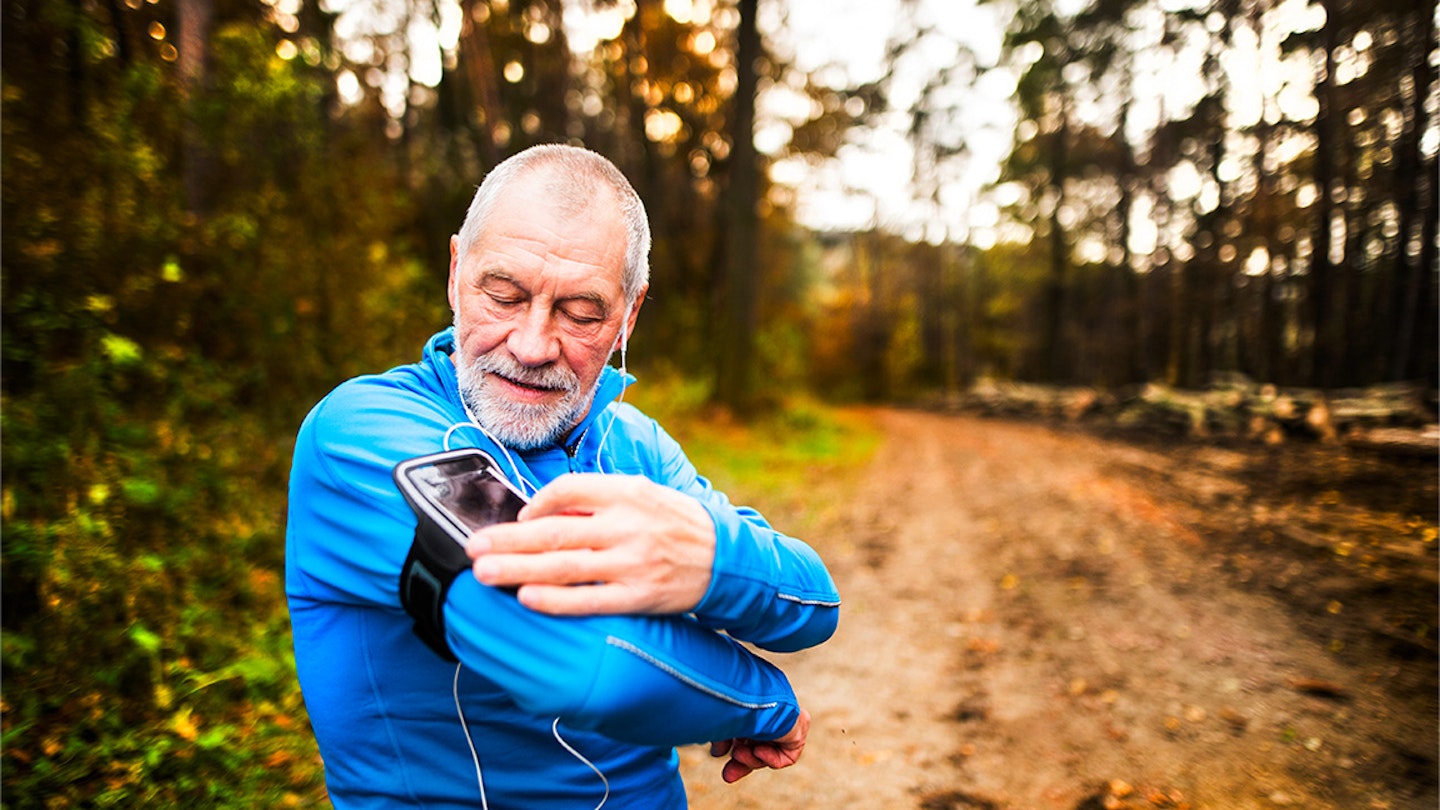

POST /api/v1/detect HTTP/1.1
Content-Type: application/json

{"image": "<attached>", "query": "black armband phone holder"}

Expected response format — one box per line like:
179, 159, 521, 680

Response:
393, 448, 529, 663
399, 517, 470, 662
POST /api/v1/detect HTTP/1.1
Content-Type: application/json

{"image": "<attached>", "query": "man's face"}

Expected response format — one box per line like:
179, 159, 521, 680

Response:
448, 176, 643, 449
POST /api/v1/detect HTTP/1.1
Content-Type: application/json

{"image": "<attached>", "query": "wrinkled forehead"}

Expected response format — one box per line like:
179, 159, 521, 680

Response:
464, 177, 629, 295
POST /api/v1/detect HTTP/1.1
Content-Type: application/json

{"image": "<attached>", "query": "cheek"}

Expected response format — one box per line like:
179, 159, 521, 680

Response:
455, 307, 506, 355
562, 335, 616, 379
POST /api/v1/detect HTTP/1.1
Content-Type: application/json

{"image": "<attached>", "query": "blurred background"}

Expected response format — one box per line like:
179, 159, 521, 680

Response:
2, 0, 1435, 805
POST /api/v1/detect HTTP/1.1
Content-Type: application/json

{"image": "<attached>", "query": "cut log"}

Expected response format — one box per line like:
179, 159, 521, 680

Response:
944, 379, 1437, 450
1344, 424, 1439, 458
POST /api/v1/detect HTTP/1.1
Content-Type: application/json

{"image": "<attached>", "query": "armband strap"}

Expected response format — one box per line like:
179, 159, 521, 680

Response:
399, 517, 471, 662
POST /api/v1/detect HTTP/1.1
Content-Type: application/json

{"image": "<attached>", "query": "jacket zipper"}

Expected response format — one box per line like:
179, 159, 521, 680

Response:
563, 427, 589, 472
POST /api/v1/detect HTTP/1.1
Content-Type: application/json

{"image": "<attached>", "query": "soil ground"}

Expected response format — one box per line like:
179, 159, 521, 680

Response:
680, 409, 1438, 810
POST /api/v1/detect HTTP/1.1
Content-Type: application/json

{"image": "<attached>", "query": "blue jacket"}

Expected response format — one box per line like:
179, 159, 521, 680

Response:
285, 329, 840, 809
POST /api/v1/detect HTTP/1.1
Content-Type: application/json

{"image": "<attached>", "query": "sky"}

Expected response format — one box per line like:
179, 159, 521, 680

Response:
762, 0, 1018, 241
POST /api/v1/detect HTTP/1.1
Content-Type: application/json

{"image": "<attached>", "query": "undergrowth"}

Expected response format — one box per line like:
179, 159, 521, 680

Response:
626, 373, 882, 535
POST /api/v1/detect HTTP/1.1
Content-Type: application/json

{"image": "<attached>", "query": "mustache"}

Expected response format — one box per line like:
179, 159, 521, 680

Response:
468, 351, 579, 393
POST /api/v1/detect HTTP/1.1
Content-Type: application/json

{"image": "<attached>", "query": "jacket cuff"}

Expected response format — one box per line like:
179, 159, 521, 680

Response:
690, 500, 840, 651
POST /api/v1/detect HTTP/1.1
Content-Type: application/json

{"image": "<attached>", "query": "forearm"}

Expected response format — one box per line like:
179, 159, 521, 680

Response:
443, 575, 801, 746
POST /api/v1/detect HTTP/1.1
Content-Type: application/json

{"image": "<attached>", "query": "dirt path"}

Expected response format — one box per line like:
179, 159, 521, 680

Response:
681, 409, 1437, 809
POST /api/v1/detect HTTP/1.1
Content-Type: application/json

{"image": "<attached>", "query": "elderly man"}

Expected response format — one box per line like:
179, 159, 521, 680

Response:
285, 144, 839, 808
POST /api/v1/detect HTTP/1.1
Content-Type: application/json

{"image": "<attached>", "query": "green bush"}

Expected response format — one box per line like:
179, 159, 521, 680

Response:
1, 10, 438, 806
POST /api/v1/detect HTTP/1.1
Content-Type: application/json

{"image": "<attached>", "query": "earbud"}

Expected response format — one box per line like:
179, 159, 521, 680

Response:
618, 303, 632, 375
596, 302, 634, 476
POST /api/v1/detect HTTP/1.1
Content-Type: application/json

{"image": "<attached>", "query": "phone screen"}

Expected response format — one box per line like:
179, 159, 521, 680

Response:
398, 451, 527, 542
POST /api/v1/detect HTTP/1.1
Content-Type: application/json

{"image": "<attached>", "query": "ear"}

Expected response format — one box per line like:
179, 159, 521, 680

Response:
447, 235, 461, 312
621, 284, 647, 346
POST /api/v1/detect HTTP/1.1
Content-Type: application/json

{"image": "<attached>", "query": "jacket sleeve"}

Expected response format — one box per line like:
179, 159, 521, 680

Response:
286, 384, 802, 747
638, 416, 841, 653
443, 575, 801, 746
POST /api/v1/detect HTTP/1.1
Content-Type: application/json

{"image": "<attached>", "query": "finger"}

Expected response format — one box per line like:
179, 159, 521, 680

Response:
473, 548, 609, 588
721, 758, 755, 784
709, 740, 734, 758
514, 583, 653, 616
752, 742, 800, 770
471, 515, 620, 556
725, 743, 767, 771
524, 473, 638, 517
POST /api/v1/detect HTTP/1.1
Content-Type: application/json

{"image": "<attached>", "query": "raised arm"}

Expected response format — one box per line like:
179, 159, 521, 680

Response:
467, 411, 841, 652
286, 395, 806, 749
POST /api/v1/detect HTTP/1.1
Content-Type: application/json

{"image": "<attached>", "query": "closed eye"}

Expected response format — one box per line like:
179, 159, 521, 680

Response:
557, 297, 608, 327
487, 292, 525, 307
477, 273, 529, 309
560, 308, 604, 325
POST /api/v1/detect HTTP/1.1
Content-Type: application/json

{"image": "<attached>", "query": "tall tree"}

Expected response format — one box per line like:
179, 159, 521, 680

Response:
177, 0, 214, 216
716, 0, 761, 410
1310, 0, 1341, 386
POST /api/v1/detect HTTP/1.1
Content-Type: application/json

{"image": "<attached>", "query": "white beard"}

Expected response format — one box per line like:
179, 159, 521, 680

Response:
453, 346, 596, 450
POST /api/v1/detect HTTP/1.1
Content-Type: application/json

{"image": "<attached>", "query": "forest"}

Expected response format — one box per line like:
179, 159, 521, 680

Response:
2, 0, 1435, 805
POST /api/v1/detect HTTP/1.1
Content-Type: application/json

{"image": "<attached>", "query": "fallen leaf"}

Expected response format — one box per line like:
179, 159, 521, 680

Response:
1219, 706, 1249, 730
1286, 678, 1348, 699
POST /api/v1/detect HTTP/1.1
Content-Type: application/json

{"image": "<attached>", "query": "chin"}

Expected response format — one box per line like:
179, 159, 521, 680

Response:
471, 383, 593, 450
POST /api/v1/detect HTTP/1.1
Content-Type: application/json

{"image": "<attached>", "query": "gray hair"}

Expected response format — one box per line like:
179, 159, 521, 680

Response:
454, 144, 651, 305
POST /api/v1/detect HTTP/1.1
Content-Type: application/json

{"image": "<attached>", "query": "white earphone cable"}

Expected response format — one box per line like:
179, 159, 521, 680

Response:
595, 309, 630, 474
444, 327, 633, 807
453, 663, 490, 810
552, 718, 610, 810
444, 411, 537, 499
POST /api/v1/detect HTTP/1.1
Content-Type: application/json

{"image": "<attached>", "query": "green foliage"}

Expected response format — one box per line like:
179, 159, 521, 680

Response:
0, 3, 442, 806
627, 372, 881, 531
2, 352, 325, 807
883, 294, 926, 399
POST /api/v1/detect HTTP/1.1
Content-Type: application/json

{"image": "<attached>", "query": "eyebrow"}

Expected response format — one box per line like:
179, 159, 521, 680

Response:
476, 268, 523, 290
477, 269, 613, 315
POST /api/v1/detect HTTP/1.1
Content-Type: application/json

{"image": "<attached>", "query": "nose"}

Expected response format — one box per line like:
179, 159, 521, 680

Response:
506, 305, 561, 368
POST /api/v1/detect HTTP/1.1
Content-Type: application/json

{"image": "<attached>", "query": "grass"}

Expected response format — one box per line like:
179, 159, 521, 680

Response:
624, 373, 882, 535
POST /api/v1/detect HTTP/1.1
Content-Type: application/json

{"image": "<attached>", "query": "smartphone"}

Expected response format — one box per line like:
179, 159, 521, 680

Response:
393, 448, 529, 546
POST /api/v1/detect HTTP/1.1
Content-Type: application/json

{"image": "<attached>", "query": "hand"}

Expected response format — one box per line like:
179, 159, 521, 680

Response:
465, 473, 715, 615
710, 709, 810, 784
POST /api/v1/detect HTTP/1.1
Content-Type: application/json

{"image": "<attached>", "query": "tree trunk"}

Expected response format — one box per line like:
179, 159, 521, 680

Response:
1042, 110, 1069, 383
941, 243, 963, 395
1390, 0, 1438, 382
1310, 0, 1340, 387
1166, 258, 1186, 387
457, 0, 504, 169
1116, 120, 1139, 384
176, 0, 214, 218
715, 0, 760, 411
